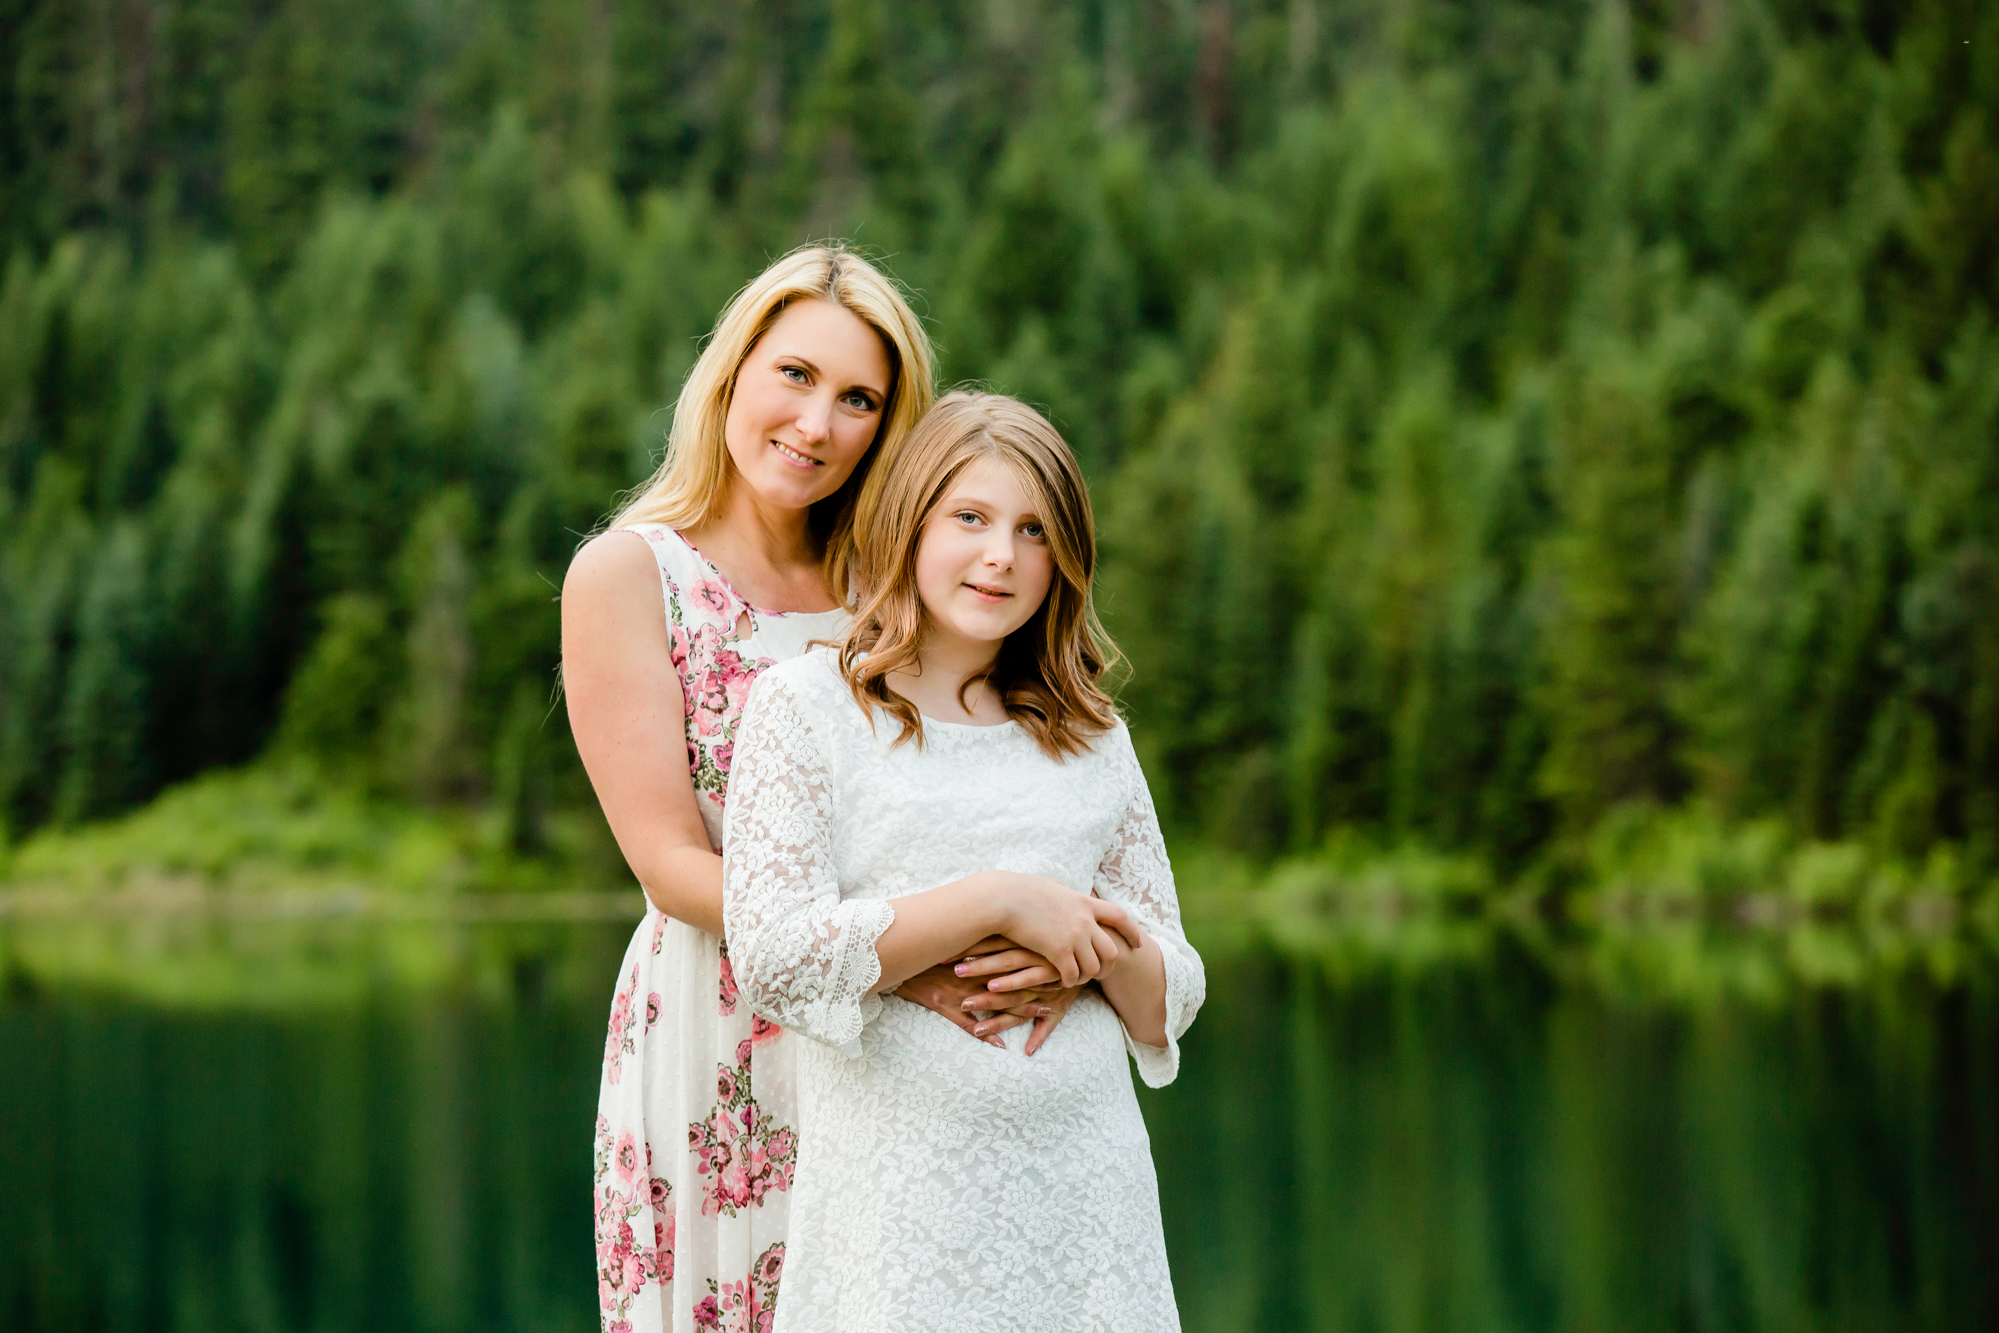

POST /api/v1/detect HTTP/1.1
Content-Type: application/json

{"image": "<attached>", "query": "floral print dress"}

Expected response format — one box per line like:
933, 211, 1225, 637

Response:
594, 524, 846, 1333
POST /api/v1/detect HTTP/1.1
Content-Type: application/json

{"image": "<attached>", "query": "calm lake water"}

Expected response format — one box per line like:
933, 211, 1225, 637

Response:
2, 911, 1995, 1332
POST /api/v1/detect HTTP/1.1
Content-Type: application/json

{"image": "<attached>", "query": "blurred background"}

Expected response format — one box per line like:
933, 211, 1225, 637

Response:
3, 0, 1998, 1329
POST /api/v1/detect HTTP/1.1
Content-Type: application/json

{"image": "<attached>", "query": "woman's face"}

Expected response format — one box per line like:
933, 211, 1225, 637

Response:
723, 298, 893, 513
913, 456, 1056, 653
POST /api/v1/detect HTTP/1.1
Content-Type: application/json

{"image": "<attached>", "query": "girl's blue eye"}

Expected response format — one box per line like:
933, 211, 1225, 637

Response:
1021, 522, 1045, 539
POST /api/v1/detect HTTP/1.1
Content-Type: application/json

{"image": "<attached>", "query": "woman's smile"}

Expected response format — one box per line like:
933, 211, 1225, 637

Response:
771, 440, 822, 468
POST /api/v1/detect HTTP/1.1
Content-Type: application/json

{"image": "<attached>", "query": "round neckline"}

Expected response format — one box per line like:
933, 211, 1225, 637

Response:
672, 528, 844, 620
916, 711, 1019, 733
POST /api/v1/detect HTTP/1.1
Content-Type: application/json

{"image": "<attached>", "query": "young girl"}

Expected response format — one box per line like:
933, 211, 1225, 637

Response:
722, 392, 1203, 1331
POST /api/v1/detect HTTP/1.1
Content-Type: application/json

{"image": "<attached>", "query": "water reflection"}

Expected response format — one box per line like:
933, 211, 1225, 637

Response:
2, 915, 1994, 1332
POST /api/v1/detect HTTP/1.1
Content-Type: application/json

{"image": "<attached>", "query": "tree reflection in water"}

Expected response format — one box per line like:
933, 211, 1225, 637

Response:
1, 911, 1993, 1332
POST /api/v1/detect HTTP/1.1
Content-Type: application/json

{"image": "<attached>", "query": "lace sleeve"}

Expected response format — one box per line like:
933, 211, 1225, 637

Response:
1092, 729, 1205, 1087
722, 671, 895, 1059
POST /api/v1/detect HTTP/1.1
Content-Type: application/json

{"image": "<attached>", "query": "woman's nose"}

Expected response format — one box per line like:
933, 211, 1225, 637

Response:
794, 394, 832, 444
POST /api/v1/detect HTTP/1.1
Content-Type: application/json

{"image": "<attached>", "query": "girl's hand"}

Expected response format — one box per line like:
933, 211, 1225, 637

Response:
989, 875, 1144, 986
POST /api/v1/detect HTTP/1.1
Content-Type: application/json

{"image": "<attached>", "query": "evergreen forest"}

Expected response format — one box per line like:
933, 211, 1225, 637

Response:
4, 0, 1999, 911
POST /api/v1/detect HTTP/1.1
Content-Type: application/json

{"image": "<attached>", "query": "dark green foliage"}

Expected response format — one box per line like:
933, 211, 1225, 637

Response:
0, 0, 1994, 878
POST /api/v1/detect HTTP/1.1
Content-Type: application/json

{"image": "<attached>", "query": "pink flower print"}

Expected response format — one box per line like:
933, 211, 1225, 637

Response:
717, 947, 739, 1015
736, 1038, 754, 1066
655, 1213, 675, 1280
607, 989, 631, 1048
647, 1173, 670, 1209
720, 1157, 752, 1211
757, 1243, 785, 1287
645, 992, 660, 1030
613, 1132, 642, 1184
716, 1066, 738, 1103
693, 681, 729, 737
693, 578, 734, 619
713, 741, 734, 773
600, 1221, 646, 1305
750, 1013, 781, 1047
720, 661, 758, 715
693, 1295, 720, 1329
669, 623, 692, 673
605, 979, 638, 1085
770, 1129, 795, 1161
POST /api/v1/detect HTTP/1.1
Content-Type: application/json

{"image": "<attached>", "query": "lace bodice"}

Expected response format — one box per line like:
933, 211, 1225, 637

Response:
722, 650, 1203, 1082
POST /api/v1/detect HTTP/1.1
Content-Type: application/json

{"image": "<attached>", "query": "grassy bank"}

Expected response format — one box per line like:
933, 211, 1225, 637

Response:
6, 768, 1996, 1008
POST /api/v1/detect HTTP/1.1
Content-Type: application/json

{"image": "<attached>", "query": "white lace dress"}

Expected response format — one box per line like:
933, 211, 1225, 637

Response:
592, 526, 846, 1333
721, 651, 1205, 1333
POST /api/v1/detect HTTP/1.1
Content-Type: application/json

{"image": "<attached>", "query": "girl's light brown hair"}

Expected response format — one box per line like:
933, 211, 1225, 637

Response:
836, 391, 1122, 759
611, 244, 936, 593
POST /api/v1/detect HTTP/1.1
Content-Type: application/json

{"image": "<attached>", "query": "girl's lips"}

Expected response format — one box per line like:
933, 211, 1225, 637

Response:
771, 440, 821, 468
964, 583, 1012, 601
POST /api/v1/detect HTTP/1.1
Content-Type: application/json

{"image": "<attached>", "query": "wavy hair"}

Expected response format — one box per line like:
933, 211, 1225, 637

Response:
611, 244, 936, 594
836, 392, 1121, 759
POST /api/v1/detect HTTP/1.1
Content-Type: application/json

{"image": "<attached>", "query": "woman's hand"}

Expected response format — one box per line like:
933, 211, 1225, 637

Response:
892, 961, 1016, 1048
894, 937, 1088, 1054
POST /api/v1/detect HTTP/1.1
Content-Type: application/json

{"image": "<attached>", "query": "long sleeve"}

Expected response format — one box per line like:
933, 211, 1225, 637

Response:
1092, 728, 1205, 1087
722, 670, 894, 1058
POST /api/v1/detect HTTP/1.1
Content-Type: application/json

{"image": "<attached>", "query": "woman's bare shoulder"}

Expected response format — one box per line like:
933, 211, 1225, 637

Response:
563, 529, 662, 605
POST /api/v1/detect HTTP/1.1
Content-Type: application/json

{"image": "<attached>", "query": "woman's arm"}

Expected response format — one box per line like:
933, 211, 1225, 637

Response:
562, 531, 725, 935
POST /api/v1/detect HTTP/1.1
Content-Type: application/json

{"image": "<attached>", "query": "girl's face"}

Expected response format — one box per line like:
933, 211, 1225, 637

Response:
723, 298, 893, 513
913, 457, 1055, 654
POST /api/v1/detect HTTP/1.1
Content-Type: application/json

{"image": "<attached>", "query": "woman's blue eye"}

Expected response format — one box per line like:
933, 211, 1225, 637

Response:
782, 366, 808, 383
842, 392, 874, 410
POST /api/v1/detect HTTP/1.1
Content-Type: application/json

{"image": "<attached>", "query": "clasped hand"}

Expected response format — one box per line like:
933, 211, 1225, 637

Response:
894, 873, 1146, 1054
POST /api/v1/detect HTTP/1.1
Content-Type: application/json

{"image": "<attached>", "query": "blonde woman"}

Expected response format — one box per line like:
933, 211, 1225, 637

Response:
722, 393, 1204, 1330
565, 251, 1081, 1333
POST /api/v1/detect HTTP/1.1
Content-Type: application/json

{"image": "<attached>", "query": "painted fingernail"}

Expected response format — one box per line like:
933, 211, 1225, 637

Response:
954, 964, 968, 975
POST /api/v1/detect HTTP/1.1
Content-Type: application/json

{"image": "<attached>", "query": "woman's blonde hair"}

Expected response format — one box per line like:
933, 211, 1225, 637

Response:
612, 244, 936, 592
836, 391, 1121, 759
